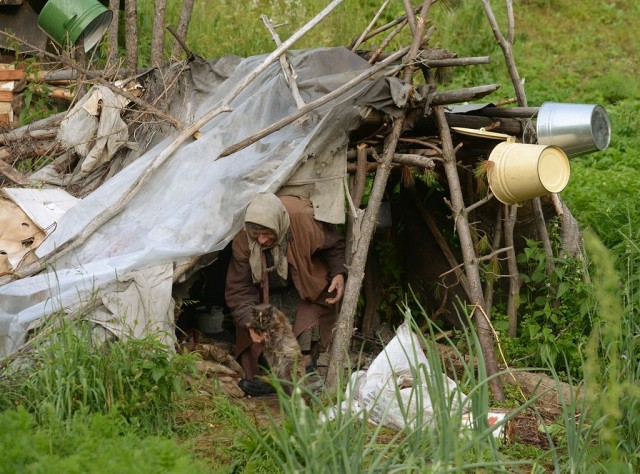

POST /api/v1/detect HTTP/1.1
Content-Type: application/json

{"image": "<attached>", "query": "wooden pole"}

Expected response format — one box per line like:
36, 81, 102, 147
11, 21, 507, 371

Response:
124, 0, 138, 78
432, 102, 505, 401
106, 0, 120, 67
325, 0, 434, 394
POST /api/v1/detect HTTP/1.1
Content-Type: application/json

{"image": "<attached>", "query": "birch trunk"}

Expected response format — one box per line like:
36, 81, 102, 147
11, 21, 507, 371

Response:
151, 0, 168, 67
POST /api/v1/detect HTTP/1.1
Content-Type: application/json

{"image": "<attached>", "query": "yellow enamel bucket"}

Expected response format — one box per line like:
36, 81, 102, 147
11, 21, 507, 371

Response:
487, 142, 570, 205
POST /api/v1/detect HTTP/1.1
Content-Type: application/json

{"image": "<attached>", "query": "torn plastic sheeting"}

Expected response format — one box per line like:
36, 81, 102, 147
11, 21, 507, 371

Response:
328, 322, 467, 431
0, 47, 401, 358
58, 86, 130, 175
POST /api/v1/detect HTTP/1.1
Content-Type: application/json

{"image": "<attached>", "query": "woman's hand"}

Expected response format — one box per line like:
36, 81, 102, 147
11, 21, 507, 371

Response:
325, 273, 345, 304
247, 326, 266, 344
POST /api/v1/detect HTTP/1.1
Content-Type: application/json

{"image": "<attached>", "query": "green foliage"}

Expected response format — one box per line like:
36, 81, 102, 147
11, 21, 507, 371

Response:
581, 231, 640, 471
499, 237, 595, 376
16, 58, 61, 125
0, 407, 209, 474
0, 318, 198, 435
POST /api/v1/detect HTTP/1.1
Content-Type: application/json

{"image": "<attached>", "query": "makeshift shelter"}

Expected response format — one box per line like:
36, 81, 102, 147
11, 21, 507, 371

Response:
0, 4, 597, 400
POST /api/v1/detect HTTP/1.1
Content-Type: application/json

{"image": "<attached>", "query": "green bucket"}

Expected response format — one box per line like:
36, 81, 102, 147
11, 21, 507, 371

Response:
37, 0, 113, 52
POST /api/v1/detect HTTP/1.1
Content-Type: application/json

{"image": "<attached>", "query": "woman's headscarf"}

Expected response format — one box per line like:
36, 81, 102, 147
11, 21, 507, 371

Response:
244, 193, 291, 284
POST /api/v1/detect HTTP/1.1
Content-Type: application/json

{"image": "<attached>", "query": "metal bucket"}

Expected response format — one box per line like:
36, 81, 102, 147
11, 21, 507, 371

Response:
536, 102, 611, 157
37, 0, 113, 52
488, 142, 570, 205
196, 306, 225, 334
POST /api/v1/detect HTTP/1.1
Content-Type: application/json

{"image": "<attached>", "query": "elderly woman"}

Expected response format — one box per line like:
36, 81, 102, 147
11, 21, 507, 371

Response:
225, 193, 346, 396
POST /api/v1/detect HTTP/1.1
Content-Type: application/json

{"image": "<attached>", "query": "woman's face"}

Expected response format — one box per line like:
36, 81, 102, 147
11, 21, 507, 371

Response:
249, 228, 277, 248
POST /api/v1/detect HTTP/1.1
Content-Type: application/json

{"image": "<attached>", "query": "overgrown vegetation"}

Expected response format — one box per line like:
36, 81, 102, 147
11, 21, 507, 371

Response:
0, 319, 197, 435
2, 0, 639, 472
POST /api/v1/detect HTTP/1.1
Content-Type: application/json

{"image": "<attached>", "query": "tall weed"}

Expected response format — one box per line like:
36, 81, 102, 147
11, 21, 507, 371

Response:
580, 230, 640, 472
0, 317, 197, 435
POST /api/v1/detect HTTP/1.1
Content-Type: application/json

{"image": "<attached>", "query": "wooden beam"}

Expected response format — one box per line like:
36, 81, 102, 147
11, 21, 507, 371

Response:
0, 70, 24, 81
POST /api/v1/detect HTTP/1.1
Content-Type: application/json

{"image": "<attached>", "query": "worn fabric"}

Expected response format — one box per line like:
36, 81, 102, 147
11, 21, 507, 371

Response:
225, 195, 345, 379
244, 192, 291, 284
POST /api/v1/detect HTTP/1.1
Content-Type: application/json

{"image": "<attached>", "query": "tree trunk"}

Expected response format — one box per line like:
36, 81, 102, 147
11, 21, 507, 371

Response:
124, 0, 138, 77
171, 0, 196, 60
106, 0, 120, 67
151, 0, 167, 67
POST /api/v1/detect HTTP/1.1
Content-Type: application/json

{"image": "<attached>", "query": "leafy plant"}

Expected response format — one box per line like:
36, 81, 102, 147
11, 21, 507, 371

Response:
0, 317, 198, 435
505, 237, 595, 377
16, 57, 61, 126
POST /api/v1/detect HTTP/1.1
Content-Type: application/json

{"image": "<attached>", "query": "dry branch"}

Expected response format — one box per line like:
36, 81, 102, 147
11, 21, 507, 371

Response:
0, 148, 30, 185
351, 0, 391, 52
368, 18, 409, 64
167, 25, 194, 62
217, 44, 411, 159
348, 4, 421, 49
2, 31, 184, 131
171, 0, 196, 59
326, 0, 434, 393
430, 84, 500, 105
261, 14, 307, 113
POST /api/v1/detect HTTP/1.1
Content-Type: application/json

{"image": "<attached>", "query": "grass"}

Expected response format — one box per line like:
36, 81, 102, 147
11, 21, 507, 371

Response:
0, 316, 198, 435
0, 408, 211, 474
3, 0, 640, 472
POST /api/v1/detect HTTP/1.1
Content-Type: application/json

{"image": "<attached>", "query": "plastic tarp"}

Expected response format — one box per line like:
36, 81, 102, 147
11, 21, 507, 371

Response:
0, 47, 401, 357
324, 322, 466, 430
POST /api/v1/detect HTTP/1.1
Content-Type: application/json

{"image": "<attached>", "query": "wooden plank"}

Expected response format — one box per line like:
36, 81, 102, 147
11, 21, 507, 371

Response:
0, 113, 9, 124
0, 70, 24, 81
0, 91, 13, 101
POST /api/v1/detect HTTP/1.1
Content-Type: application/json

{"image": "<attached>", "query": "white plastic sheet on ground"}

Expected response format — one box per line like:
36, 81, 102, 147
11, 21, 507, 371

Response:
326, 322, 467, 431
